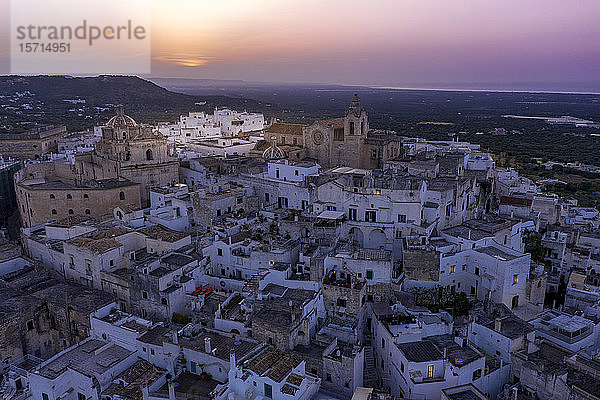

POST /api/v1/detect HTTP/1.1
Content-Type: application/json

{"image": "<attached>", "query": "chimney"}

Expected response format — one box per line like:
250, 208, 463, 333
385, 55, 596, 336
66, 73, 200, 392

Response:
289, 300, 296, 322
230, 350, 237, 367
494, 318, 502, 333
168, 379, 176, 400
205, 336, 212, 354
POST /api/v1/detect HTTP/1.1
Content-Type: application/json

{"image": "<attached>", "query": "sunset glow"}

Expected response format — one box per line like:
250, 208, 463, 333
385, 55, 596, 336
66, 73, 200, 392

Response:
146, 0, 600, 86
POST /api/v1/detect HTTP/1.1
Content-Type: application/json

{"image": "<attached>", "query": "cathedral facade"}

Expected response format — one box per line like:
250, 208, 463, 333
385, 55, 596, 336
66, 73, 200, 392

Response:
303, 94, 369, 169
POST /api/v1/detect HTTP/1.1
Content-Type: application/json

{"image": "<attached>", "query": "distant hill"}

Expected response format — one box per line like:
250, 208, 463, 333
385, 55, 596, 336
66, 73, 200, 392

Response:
0, 75, 265, 133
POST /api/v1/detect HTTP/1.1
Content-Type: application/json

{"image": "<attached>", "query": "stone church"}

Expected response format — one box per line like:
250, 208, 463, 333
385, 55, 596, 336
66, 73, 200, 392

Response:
304, 94, 369, 169
94, 106, 180, 205
266, 95, 404, 169
16, 107, 180, 226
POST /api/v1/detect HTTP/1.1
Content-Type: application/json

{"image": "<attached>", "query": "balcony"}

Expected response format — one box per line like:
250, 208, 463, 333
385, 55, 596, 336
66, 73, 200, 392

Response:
323, 270, 365, 290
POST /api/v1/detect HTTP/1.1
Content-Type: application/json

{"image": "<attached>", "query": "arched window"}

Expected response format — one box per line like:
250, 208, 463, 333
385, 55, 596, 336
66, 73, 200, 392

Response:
119, 191, 125, 200
146, 149, 153, 160
161, 298, 168, 305
83, 193, 89, 199
68, 209, 74, 215
50, 194, 55, 199
51, 209, 57, 215
66, 194, 72, 200
85, 209, 91, 215
116, 210, 123, 220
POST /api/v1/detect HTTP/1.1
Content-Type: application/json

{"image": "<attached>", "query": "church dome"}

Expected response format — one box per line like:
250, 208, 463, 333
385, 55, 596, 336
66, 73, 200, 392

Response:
262, 136, 286, 160
106, 105, 137, 128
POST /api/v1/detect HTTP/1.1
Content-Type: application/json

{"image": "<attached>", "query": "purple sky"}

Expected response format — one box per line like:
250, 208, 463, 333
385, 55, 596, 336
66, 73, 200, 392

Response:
147, 0, 600, 88
2, 0, 599, 89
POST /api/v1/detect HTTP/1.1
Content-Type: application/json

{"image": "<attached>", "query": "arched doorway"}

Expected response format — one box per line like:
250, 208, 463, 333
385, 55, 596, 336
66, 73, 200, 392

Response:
366, 229, 387, 249
349, 227, 364, 247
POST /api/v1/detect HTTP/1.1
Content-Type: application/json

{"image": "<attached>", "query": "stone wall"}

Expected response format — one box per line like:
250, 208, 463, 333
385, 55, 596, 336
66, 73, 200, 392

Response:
16, 178, 141, 227
403, 249, 441, 282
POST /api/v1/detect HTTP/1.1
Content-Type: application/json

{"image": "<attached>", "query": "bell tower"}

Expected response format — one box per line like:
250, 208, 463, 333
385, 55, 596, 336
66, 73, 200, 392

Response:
345, 94, 368, 138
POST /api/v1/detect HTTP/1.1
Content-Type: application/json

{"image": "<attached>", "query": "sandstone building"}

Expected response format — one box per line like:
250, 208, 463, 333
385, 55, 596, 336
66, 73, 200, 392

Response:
15, 107, 179, 227
265, 95, 403, 169
0, 125, 67, 160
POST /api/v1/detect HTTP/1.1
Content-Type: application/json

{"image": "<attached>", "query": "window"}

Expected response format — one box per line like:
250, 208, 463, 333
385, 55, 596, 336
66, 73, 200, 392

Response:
512, 295, 519, 309
83, 193, 89, 199
161, 298, 168, 305
294, 170, 299, 176
450, 265, 455, 274
336, 298, 347, 307
326, 373, 332, 382
398, 214, 407, 223
275, 168, 280, 178
26, 320, 34, 331
42, 394, 49, 400
513, 274, 518, 285
146, 149, 153, 160
68, 209, 74, 215
49, 194, 55, 199
365, 210, 376, 222
78, 392, 85, 400
366, 270, 374, 280
381, 338, 385, 348
217, 248, 223, 256
85, 209, 90, 215
66, 193, 72, 200
265, 193, 270, 203
142, 291, 148, 299
51, 209, 57, 215
472, 369, 482, 380
119, 191, 125, 200
264, 383, 273, 399
151, 348, 155, 355
348, 208, 357, 221
371, 149, 377, 159
475, 267, 480, 276
427, 365, 434, 378
334, 127, 344, 141
349, 121, 355, 135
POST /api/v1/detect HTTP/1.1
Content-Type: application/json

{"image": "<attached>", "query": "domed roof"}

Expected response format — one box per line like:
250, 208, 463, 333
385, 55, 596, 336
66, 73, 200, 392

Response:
106, 105, 137, 128
262, 136, 285, 160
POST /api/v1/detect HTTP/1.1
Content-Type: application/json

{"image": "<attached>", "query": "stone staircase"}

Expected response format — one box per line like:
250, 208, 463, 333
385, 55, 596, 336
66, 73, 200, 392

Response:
363, 345, 378, 388
242, 270, 269, 296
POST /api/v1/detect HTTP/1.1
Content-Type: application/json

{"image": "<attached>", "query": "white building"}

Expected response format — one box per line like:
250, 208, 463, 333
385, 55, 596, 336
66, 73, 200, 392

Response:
530, 310, 600, 354
214, 109, 265, 137
28, 338, 138, 400
215, 347, 320, 400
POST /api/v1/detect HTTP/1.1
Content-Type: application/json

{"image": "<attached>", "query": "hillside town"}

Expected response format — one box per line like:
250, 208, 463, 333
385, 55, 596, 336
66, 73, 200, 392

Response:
1, 95, 600, 400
